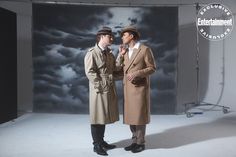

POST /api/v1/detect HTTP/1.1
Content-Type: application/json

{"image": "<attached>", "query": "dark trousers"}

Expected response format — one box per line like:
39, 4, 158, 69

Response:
130, 125, 146, 144
91, 124, 105, 145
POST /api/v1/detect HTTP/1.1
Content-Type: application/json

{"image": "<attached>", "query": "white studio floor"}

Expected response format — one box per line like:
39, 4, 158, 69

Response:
1, 109, 236, 157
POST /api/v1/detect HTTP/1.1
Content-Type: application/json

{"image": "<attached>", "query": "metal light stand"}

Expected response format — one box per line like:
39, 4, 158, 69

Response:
184, 3, 230, 118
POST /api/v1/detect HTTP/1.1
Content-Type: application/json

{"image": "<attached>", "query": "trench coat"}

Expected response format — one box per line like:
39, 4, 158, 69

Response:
121, 44, 156, 125
84, 44, 120, 124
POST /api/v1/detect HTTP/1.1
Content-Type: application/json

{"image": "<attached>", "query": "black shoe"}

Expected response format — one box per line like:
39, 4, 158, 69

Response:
102, 141, 116, 150
131, 144, 145, 153
93, 144, 108, 156
124, 143, 137, 151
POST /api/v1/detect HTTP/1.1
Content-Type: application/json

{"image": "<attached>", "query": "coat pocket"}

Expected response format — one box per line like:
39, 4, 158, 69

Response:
131, 77, 146, 86
94, 77, 110, 93
93, 80, 102, 93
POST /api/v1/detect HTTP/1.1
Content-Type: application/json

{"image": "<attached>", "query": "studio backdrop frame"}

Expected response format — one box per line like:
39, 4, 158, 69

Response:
32, 3, 178, 114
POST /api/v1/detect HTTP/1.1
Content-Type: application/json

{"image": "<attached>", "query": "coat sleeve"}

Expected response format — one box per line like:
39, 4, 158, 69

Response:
133, 47, 156, 77
113, 53, 124, 80
84, 50, 101, 92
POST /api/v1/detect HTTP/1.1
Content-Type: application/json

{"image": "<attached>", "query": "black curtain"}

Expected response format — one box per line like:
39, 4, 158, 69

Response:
0, 7, 17, 123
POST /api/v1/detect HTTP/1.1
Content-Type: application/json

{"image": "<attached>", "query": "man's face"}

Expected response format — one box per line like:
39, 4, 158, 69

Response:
102, 34, 114, 46
122, 32, 133, 44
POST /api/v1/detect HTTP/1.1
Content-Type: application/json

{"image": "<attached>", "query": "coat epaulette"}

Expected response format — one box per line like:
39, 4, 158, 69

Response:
89, 47, 94, 52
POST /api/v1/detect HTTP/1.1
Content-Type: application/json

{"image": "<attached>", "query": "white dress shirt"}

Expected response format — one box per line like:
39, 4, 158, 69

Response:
128, 42, 140, 59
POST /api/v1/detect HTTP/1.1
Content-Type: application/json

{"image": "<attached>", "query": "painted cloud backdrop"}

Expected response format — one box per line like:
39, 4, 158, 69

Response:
33, 4, 178, 114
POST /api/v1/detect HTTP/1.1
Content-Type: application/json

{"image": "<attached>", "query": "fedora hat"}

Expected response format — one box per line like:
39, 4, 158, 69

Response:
97, 26, 113, 36
120, 25, 140, 39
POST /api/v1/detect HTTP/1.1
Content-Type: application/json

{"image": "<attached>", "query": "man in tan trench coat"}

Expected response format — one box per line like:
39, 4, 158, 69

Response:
84, 26, 121, 156
117, 25, 156, 153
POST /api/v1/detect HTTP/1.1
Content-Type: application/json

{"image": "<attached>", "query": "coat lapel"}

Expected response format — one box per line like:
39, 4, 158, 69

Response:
125, 47, 141, 73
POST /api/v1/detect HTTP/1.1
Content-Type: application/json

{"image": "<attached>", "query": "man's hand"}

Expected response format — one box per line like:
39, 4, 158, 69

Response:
119, 44, 127, 56
127, 73, 135, 82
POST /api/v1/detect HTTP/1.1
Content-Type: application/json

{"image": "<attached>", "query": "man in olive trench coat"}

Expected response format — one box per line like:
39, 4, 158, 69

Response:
84, 26, 121, 156
117, 25, 156, 153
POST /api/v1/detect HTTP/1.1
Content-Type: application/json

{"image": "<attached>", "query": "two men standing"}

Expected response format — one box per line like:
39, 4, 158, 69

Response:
84, 25, 156, 155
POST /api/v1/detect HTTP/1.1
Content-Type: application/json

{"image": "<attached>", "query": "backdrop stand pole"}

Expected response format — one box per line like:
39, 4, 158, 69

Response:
184, 3, 230, 118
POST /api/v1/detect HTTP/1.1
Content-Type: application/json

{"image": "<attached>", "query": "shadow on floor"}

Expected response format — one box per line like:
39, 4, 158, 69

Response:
114, 114, 236, 150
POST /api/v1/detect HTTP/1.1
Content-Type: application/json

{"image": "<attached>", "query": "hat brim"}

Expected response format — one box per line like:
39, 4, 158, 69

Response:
120, 29, 140, 39
97, 31, 115, 36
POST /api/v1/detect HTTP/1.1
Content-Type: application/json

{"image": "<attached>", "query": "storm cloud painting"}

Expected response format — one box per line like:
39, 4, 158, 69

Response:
32, 4, 178, 114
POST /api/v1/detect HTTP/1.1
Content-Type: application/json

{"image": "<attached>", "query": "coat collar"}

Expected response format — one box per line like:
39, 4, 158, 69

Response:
94, 44, 110, 55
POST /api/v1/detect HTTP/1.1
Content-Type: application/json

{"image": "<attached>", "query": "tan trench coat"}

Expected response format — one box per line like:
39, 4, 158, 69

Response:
84, 44, 120, 124
121, 44, 156, 125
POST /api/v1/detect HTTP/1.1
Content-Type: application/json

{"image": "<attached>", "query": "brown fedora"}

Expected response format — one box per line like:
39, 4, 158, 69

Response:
97, 26, 113, 36
120, 25, 140, 39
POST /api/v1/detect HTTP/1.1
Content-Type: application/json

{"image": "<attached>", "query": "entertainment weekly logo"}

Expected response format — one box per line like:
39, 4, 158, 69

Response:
196, 3, 234, 41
